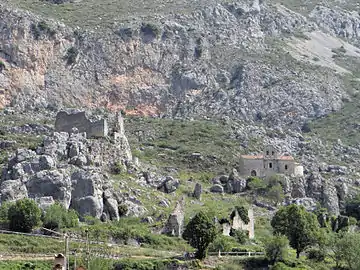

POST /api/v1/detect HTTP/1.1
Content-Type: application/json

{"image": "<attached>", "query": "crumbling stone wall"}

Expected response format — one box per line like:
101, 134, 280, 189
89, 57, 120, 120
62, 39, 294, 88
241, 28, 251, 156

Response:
162, 197, 185, 237
55, 111, 108, 138
231, 208, 255, 239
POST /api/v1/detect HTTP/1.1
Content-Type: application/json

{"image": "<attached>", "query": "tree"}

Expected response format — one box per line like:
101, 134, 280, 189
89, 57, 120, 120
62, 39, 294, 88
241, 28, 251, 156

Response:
42, 203, 78, 231
271, 204, 320, 258
267, 184, 284, 206
182, 211, 217, 260
8, 198, 41, 233
0, 201, 14, 225
265, 235, 289, 264
328, 232, 360, 270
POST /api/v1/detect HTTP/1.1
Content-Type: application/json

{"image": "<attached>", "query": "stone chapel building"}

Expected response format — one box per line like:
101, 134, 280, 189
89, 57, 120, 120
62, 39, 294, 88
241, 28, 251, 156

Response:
239, 145, 303, 178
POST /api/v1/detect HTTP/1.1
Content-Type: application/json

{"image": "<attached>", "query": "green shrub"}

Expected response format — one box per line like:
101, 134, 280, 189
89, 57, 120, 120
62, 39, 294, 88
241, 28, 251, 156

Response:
8, 198, 41, 233
83, 215, 101, 225
272, 262, 292, 270
332, 46, 347, 55
230, 229, 248, 244
42, 203, 78, 231
208, 235, 238, 252
111, 161, 125, 174
306, 248, 325, 262
0, 201, 14, 225
265, 235, 289, 264
0, 60, 5, 72
30, 21, 56, 40
247, 177, 267, 191
65, 47, 78, 65
118, 204, 128, 217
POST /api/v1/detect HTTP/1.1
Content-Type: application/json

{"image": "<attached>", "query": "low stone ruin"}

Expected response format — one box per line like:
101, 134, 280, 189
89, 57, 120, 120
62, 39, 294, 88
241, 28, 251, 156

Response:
162, 197, 185, 237
221, 208, 255, 239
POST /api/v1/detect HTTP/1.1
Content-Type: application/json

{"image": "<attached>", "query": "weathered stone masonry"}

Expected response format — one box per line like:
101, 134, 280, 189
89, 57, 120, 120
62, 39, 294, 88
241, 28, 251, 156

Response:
239, 145, 303, 177
55, 111, 108, 138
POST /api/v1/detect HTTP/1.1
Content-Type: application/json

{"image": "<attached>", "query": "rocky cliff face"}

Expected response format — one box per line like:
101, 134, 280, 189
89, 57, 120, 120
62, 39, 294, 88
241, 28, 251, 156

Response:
0, 0, 358, 129
1, 0, 360, 217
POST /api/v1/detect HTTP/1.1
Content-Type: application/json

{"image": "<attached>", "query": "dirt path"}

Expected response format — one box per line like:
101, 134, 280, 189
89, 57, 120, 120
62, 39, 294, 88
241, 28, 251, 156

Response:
0, 254, 54, 261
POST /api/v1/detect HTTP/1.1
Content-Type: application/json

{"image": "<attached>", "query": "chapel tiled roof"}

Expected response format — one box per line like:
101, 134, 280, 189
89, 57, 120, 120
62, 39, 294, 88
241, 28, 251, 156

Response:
241, 154, 294, 161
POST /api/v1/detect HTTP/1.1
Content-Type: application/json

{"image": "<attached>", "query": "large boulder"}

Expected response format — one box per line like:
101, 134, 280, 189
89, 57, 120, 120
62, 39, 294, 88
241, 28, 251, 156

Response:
0, 180, 28, 202
193, 183, 202, 200
227, 169, 247, 193
26, 170, 72, 208
70, 170, 104, 219
42, 132, 69, 160
36, 196, 55, 210
157, 176, 180, 193
103, 189, 120, 221
71, 196, 103, 218
123, 200, 147, 217
210, 184, 224, 193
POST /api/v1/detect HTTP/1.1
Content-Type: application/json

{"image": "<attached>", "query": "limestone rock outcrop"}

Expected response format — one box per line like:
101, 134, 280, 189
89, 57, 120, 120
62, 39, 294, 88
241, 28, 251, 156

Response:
210, 169, 246, 194
0, 116, 134, 220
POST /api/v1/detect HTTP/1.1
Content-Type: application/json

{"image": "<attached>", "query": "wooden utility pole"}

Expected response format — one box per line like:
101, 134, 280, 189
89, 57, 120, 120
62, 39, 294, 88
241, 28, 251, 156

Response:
42, 227, 69, 270
85, 229, 90, 270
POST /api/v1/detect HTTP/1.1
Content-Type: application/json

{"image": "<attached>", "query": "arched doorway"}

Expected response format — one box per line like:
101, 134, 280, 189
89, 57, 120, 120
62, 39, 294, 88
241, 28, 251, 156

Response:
251, 170, 257, 176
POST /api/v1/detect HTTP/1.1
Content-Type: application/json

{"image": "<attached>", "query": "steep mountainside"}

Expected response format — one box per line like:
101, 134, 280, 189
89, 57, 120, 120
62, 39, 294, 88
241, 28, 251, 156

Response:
0, 0, 359, 129
0, 0, 360, 220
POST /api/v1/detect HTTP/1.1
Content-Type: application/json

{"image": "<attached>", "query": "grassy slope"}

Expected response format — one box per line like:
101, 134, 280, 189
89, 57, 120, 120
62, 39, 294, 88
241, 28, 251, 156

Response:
125, 117, 241, 174
5, 0, 214, 29
309, 55, 360, 146
273, 0, 360, 14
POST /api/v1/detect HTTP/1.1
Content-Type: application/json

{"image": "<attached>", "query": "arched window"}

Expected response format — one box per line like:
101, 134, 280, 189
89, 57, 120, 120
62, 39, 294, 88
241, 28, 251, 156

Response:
285, 165, 288, 170
269, 163, 273, 169
251, 170, 257, 176
272, 151, 274, 155
266, 151, 269, 155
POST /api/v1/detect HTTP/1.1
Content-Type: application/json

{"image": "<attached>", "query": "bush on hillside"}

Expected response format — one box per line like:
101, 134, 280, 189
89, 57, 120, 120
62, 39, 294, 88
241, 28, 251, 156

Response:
183, 211, 217, 259
229, 229, 248, 244
0, 201, 14, 225
8, 198, 41, 233
306, 248, 326, 262
265, 235, 289, 264
42, 203, 78, 231
208, 235, 238, 252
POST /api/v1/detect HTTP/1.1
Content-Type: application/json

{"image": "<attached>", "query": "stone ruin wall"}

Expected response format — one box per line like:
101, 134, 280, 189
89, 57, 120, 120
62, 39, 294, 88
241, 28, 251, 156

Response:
55, 111, 108, 138
239, 158, 263, 177
222, 208, 255, 239
232, 208, 255, 239
90, 119, 108, 138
